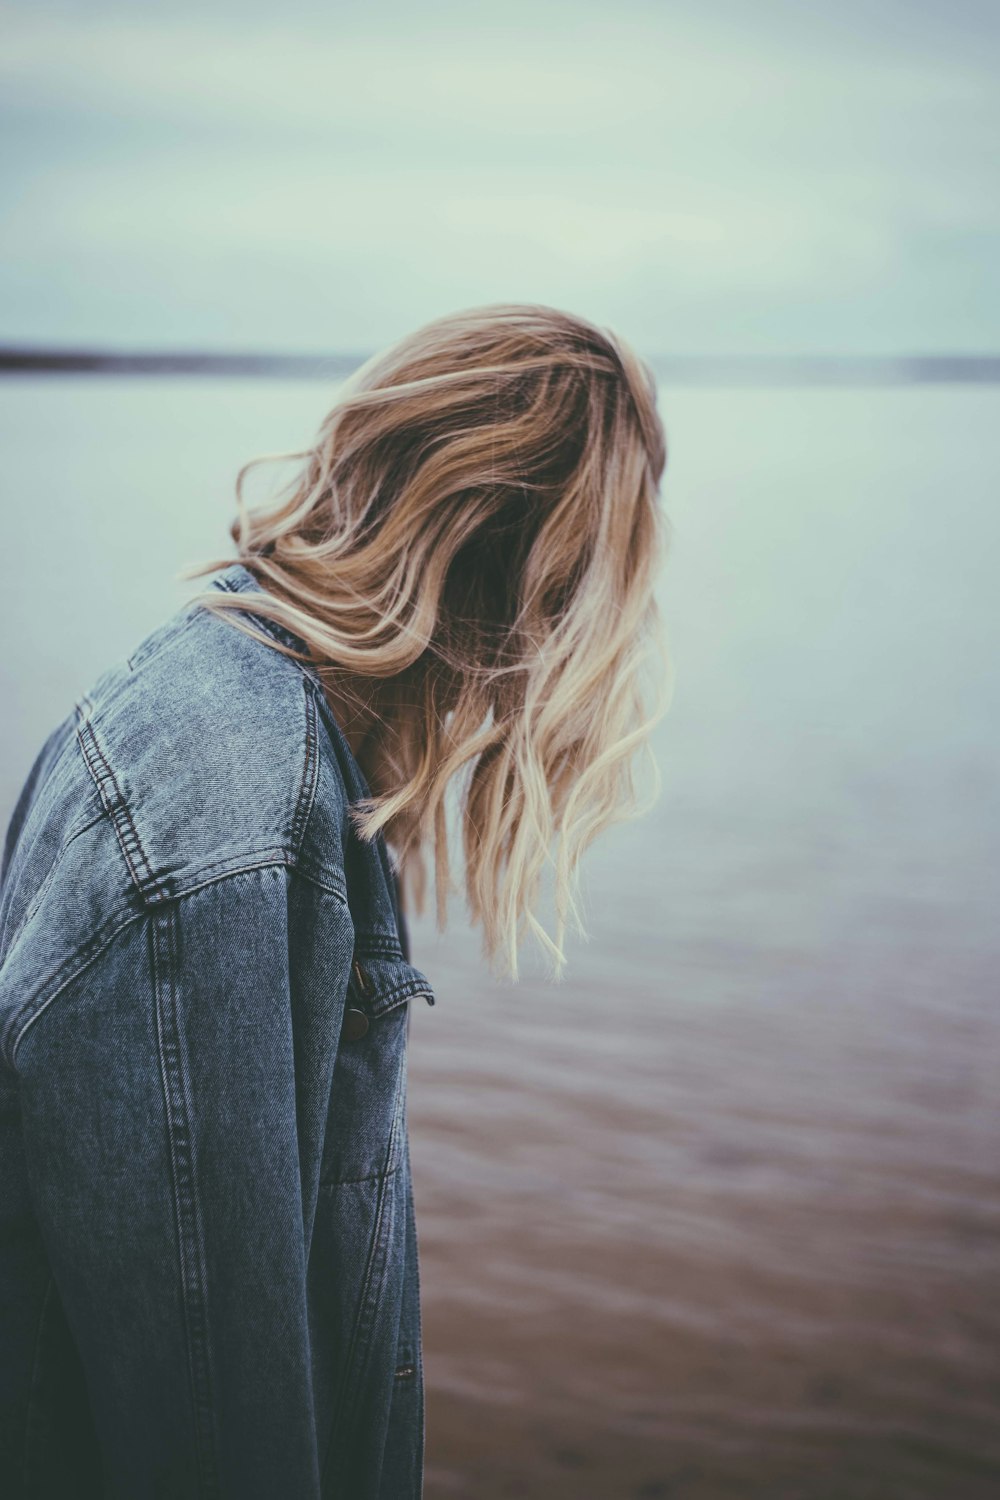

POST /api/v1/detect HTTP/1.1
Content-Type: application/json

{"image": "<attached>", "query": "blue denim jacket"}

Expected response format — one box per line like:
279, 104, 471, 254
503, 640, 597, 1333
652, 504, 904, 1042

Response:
0, 561, 432, 1498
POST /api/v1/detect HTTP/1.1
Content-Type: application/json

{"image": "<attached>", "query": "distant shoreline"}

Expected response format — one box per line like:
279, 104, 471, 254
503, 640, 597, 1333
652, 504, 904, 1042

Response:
1, 348, 999, 385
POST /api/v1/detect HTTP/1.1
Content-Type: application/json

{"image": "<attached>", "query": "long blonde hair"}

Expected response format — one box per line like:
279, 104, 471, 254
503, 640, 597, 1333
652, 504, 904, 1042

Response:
183, 303, 672, 978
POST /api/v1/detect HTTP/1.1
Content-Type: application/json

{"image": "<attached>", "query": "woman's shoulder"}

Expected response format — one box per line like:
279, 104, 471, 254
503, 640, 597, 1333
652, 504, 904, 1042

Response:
96, 592, 352, 898
1, 581, 351, 927
0, 586, 359, 1069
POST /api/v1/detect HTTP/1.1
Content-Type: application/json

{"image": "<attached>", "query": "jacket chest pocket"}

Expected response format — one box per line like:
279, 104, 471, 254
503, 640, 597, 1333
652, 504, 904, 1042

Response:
318, 951, 433, 1187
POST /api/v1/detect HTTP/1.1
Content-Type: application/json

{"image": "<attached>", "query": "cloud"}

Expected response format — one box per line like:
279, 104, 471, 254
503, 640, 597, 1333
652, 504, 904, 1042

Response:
1, 0, 997, 352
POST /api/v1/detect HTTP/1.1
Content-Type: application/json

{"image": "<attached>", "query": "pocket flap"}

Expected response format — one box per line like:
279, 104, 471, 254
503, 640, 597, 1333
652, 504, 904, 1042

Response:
349, 949, 435, 1019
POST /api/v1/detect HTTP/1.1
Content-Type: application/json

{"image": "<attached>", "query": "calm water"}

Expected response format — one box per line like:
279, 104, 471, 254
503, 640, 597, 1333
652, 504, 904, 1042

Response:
2, 378, 999, 1498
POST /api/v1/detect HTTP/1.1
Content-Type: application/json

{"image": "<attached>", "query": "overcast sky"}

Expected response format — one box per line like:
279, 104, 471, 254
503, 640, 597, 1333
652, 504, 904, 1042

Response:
2, 0, 998, 357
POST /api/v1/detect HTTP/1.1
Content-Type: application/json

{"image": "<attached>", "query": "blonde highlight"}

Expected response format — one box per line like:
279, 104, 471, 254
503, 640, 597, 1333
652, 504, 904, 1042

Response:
182, 303, 673, 979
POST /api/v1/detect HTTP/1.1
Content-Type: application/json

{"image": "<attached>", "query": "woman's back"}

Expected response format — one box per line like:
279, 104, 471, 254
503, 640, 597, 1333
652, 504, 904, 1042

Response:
0, 561, 433, 1499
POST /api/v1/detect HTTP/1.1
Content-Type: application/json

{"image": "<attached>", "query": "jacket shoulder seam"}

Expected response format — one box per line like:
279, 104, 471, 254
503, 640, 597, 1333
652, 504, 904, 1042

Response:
3, 859, 350, 1073
290, 676, 321, 860
76, 711, 170, 905
74, 666, 329, 908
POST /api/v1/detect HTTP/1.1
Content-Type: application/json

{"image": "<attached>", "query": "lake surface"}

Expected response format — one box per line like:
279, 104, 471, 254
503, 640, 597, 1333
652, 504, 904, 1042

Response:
2, 377, 999, 1498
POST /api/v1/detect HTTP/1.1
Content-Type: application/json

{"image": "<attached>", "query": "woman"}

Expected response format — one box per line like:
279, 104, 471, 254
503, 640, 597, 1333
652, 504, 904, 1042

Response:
0, 303, 670, 1498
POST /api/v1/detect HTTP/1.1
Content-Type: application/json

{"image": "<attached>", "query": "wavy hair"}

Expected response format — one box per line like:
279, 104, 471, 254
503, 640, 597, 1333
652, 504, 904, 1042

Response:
182, 303, 672, 978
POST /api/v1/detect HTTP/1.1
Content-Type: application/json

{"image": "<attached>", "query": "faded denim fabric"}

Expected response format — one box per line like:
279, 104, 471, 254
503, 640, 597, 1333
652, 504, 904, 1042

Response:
0, 561, 433, 1499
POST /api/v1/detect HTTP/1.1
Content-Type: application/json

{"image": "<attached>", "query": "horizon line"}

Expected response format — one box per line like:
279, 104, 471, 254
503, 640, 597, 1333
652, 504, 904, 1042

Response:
1, 345, 999, 386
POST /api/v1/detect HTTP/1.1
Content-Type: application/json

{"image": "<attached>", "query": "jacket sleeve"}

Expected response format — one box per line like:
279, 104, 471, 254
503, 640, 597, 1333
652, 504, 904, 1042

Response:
14, 861, 355, 1499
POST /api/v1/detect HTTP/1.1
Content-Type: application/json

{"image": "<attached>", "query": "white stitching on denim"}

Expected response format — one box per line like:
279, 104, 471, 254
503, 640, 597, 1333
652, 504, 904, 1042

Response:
152, 905, 221, 1497
2, 863, 351, 1072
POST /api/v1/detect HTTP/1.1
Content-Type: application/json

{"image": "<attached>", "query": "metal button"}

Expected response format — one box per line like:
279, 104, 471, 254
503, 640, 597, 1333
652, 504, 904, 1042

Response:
342, 1007, 370, 1041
